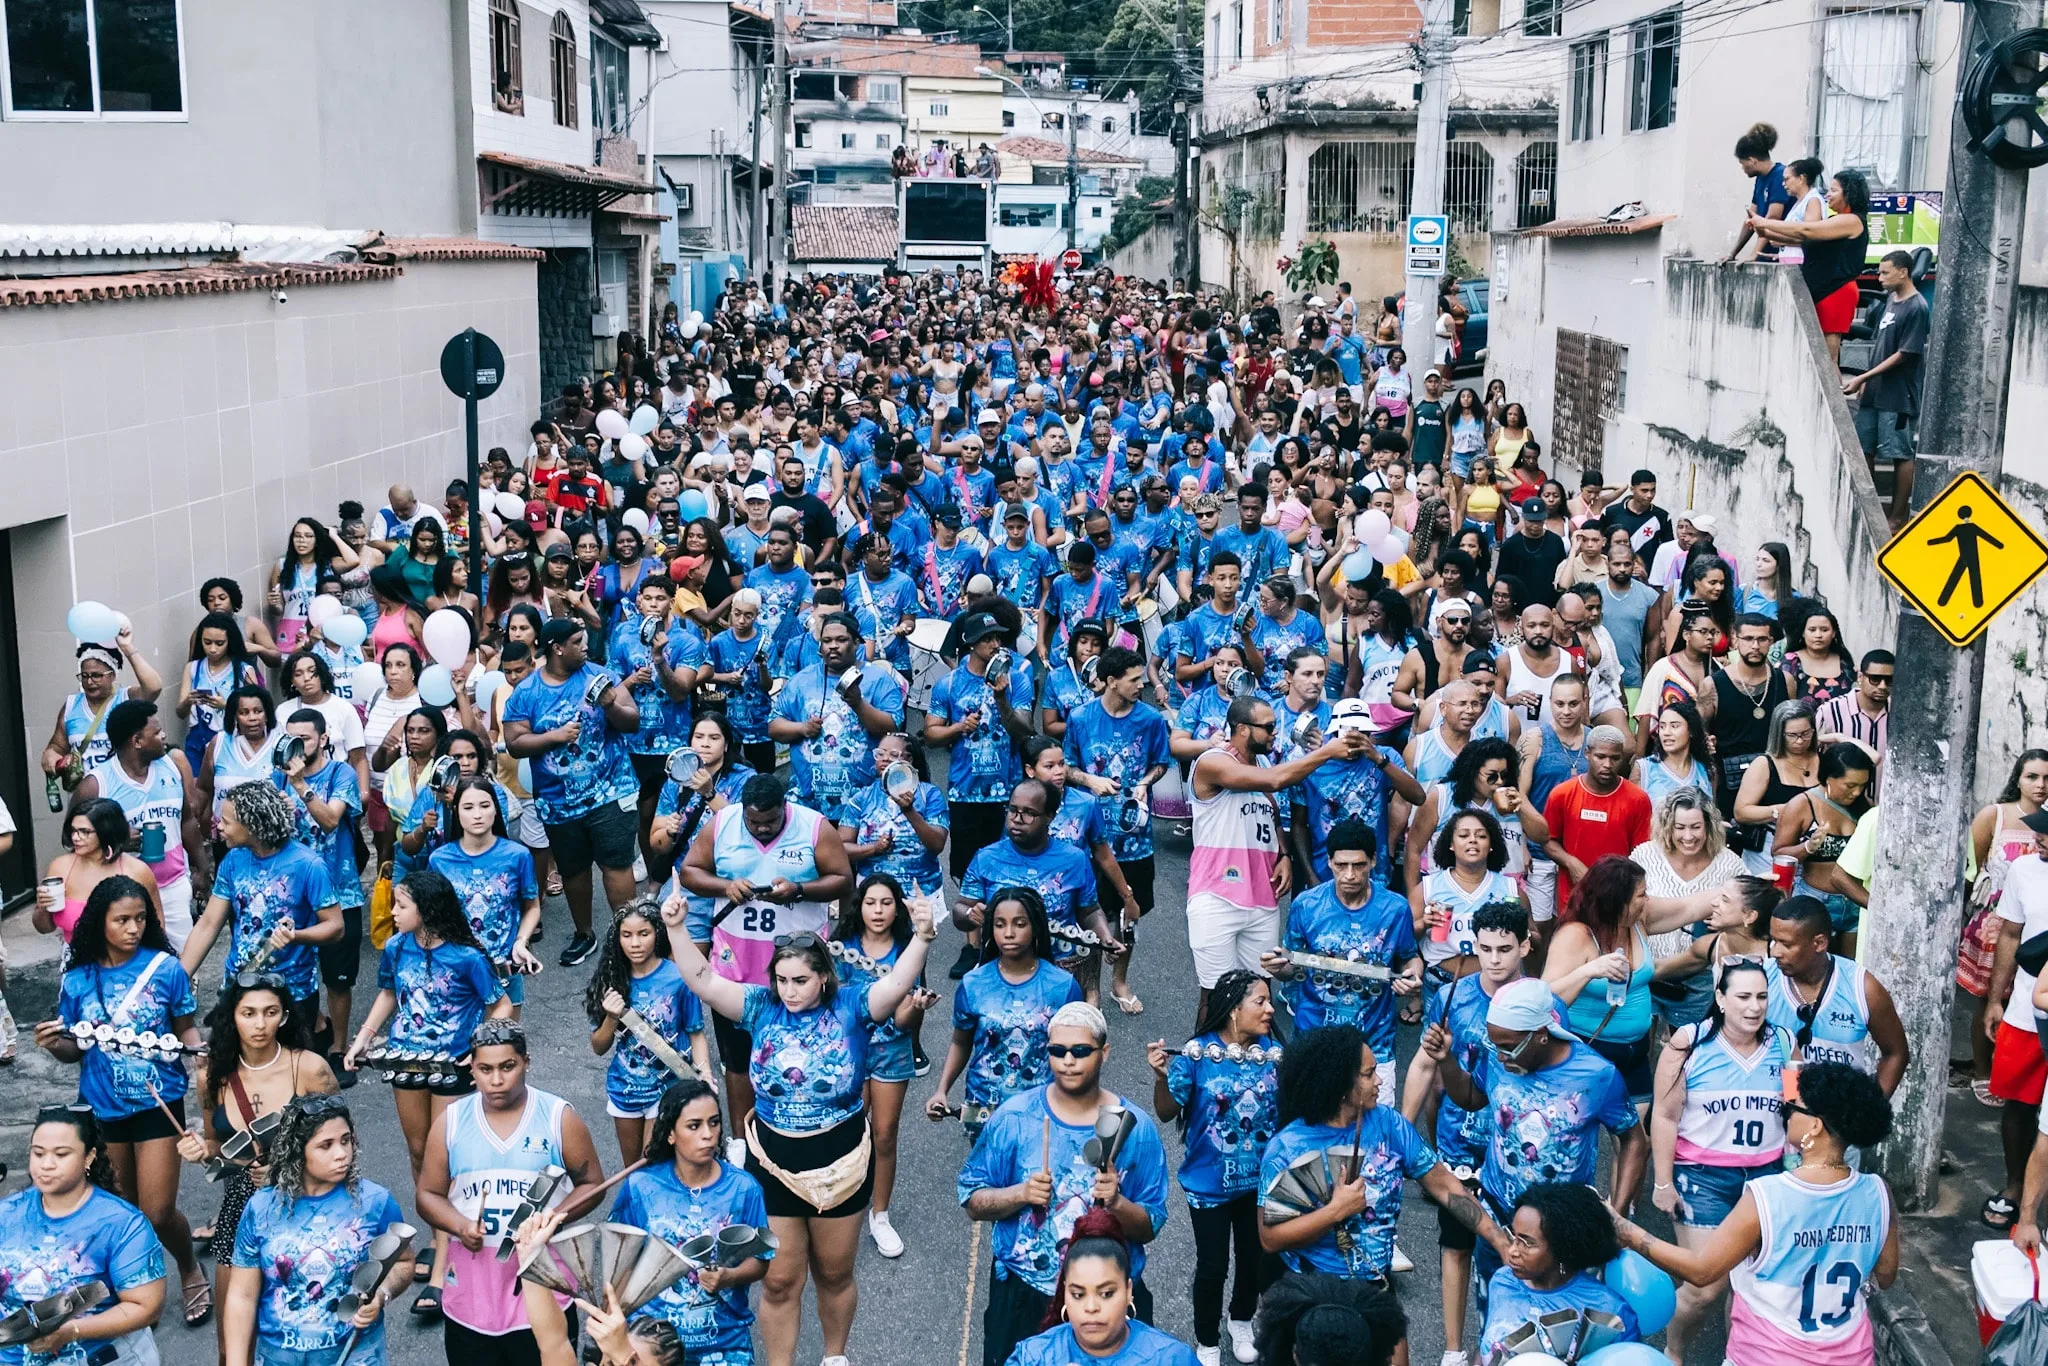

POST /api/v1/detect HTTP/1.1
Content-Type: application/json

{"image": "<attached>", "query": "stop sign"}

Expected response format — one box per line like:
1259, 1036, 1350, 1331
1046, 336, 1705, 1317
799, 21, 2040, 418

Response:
1061, 248, 1083, 271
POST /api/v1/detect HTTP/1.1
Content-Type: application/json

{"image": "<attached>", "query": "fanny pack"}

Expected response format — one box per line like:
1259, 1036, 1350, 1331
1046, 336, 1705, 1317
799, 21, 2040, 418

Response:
745, 1112, 872, 1212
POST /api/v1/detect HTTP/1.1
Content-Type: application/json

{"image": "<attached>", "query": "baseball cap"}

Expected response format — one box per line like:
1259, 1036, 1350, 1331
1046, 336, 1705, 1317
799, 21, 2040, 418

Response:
668, 554, 705, 579
1331, 698, 1373, 735
961, 612, 1003, 645
742, 482, 773, 504
1486, 979, 1575, 1040
1461, 651, 1498, 675
1520, 497, 1547, 518
543, 543, 572, 562
2022, 810, 2048, 836
1002, 503, 1030, 523
977, 410, 1003, 427
965, 573, 994, 597
935, 504, 964, 529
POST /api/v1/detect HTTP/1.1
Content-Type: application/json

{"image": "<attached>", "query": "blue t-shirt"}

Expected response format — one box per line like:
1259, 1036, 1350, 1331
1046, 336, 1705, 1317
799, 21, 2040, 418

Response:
1434, 973, 1505, 1170
705, 628, 775, 742
1063, 700, 1172, 862
918, 541, 987, 616
1480, 1267, 1640, 1361
501, 663, 639, 823
1044, 571, 1117, 646
1213, 524, 1290, 587
1252, 610, 1327, 692
959, 1087, 1170, 1294
846, 569, 923, 671
1326, 332, 1369, 386
0, 1187, 163, 1366
1165, 1035, 1281, 1206
1047, 784, 1111, 853
428, 836, 538, 963
1294, 751, 1408, 882
58, 950, 198, 1120
606, 959, 706, 1112
771, 663, 906, 823
1179, 602, 1249, 673
1259, 1111, 1437, 1278
960, 838, 1100, 944
835, 937, 913, 1081
609, 1162, 771, 1354
723, 522, 768, 573
1283, 883, 1418, 1056
987, 541, 1056, 611
1041, 663, 1094, 733
840, 778, 948, 893
929, 659, 1037, 803
608, 615, 705, 757
1477, 1036, 1639, 1209
232, 1181, 407, 1359
276, 760, 364, 911
213, 841, 337, 1000
1006, 1321, 1201, 1366
740, 982, 873, 1133
375, 934, 503, 1054
744, 564, 812, 642
953, 958, 1083, 1111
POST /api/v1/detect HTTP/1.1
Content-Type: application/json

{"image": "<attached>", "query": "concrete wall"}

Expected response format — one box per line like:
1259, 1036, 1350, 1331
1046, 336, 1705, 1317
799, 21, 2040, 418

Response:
0, 0, 468, 236
1982, 283, 2048, 803
643, 1, 760, 247
1106, 221, 1178, 284
1485, 229, 1665, 438
0, 259, 539, 858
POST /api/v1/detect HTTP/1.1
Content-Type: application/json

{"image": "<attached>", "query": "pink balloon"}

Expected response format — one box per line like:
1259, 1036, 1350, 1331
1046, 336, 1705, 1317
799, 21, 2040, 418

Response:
595, 409, 629, 441
307, 596, 343, 629
1358, 509, 1392, 545
1371, 535, 1407, 565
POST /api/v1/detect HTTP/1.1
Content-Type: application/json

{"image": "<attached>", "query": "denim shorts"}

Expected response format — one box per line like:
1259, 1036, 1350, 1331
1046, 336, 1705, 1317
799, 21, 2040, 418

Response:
1449, 448, 1478, 479
1673, 1159, 1780, 1227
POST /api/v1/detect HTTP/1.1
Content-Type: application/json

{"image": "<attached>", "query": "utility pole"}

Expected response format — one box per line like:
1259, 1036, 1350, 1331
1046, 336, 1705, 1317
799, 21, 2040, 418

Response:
768, 0, 789, 281
1171, 0, 1193, 286
1861, 0, 2031, 1212
1066, 95, 1080, 253
1400, 0, 1452, 387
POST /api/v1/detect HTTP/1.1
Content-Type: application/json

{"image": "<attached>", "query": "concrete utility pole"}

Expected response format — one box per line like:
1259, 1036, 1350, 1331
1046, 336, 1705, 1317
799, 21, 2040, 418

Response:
1066, 96, 1081, 252
1861, 0, 2031, 1211
1400, 0, 1452, 386
768, 0, 789, 279
1172, 0, 1193, 284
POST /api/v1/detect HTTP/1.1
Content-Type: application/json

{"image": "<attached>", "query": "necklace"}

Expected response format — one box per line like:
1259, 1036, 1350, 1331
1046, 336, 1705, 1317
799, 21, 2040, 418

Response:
242, 1044, 284, 1073
1726, 667, 1770, 720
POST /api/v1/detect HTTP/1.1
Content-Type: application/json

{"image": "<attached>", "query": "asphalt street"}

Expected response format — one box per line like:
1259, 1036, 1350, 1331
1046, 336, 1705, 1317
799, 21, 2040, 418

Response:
4, 765, 1716, 1366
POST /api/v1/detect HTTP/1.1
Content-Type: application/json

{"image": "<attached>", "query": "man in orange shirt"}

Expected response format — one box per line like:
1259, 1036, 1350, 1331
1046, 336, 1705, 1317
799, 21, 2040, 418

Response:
1540, 725, 1651, 906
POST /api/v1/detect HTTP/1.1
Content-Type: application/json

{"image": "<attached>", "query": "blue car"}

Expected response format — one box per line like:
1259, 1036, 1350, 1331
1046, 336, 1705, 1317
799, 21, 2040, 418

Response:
1453, 278, 1488, 375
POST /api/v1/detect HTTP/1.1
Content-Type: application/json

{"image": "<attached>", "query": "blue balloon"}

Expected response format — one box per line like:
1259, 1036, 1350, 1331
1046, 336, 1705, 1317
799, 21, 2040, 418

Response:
323, 614, 368, 650
1341, 549, 1375, 582
678, 488, 710, 522
1580, 1343, 1669, 1366
66, 600, 121, 646
1603, 1250, 1677, 1337
417, 664, 457, 708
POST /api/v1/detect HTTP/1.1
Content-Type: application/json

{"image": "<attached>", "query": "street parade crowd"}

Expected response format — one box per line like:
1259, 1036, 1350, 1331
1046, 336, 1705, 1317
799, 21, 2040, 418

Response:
7, 257, 1999, 1366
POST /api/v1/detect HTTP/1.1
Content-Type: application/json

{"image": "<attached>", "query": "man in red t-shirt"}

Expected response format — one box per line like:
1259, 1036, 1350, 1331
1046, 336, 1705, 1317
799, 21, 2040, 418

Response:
542, 447, 608, 522
1541, 725, 1652, 906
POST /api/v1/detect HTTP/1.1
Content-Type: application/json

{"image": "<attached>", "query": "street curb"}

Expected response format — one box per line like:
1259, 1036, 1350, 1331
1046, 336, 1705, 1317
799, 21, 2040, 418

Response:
1873, 1287, 1959, 1366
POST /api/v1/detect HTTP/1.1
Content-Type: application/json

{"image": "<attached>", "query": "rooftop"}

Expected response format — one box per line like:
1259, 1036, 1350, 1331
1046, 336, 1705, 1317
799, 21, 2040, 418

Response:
0, 260, 400, 309
790, 204, 900, 262
995, 135, 1141, 167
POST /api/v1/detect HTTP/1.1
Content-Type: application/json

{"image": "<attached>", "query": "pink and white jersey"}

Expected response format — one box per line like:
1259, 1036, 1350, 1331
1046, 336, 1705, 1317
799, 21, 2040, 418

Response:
1673, 1026, 1789, 1167
708, 802, 831, 984
1188, 747, 1282, 911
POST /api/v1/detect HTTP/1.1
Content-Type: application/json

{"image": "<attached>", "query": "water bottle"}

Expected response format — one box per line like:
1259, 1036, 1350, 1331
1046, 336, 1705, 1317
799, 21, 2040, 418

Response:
1605, 972, 1629, 1008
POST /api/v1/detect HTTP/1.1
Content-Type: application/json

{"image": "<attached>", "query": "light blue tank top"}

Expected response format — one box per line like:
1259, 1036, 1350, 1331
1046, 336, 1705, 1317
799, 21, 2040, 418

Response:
89, 755, 188, 884
1412, 728, 1459, 787
62, 687, 129, 772
1563, 926, 1653, 1044
210, 732, 278, 819
1526, 724, 1587, 814
1765, 956, 1875, 1074
1731, 1170, 1888, 1345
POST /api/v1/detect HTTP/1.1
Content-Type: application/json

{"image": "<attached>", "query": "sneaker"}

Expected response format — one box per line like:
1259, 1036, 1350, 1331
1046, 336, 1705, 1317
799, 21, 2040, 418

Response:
328, 1053, 358, 1090
1226, 1321, 1257, 1363
726, 1137, 748, 1166
1440, 1353, 1471, 1366
1196, 1346, 1221, 1366
913, 1042, 931, 1077
1391, 1242, 1414, 1273
559, 932, 599, 967
821, 1357, 851, 1366
868, 1209, 904, 1258
948, 942, 978, 981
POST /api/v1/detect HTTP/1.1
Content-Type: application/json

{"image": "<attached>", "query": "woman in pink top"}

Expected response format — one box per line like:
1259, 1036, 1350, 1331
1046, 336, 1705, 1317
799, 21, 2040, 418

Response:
367, 563, 425, 659
35, 796, 162, 942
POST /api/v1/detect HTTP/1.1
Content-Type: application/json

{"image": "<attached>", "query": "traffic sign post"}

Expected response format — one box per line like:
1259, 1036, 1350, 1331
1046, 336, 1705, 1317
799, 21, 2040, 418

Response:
1875, 470, 2048, 646
1405, 215, 1448, 277
439, 328, 507, 600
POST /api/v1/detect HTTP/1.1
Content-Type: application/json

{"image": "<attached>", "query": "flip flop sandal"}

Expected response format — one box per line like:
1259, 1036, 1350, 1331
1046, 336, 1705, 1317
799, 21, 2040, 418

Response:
413, 1246, 435, 1282
411, 1285, 444, 1319
1111, 990, 1145, 1015
182, 1275, 214, 1327
1983, 1194, 2018, 1229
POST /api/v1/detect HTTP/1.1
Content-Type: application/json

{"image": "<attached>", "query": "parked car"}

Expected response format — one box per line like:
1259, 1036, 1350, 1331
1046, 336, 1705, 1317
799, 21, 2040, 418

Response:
1453, 278, 1488, 374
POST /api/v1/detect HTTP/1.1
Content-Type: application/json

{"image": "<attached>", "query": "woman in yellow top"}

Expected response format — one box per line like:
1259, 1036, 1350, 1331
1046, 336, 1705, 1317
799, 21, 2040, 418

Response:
1490, 402, 1533, 468
1462, 454, 1507, 542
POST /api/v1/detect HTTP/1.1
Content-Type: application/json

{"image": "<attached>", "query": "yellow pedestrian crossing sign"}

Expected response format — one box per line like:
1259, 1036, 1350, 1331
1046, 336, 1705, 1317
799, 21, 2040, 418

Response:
1876, 471, 2048, 646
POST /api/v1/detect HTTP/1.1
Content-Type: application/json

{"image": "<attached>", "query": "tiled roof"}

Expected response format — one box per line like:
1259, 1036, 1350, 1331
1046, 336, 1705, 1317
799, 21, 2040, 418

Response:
1523, 212, 1675, 239
995, 136, 1141, 166
0, 260, 399, 309
790, 205, 899, 262
364, 236, 545, 262
477, 150, 651, 195
802, 35, 985, 77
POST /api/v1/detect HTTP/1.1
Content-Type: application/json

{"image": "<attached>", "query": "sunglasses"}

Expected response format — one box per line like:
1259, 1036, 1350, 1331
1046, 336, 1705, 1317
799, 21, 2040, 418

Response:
1781, 1099, 1812, 1120
36, 1102, 95, 1125
773, 931, 824, 951
1045, 1043, 1100, 1060
236, 970, 292, 993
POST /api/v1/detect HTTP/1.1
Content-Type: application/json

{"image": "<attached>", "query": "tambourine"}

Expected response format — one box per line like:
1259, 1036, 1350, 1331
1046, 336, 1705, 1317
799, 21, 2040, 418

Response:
359, 1043, 472, 1089
665, 749, 703, 787
640, 615, 662, 646
1291, 712, 1323, 750
67, 1021, 202, 1061
837, 665, 864, 693
986, 648, 1014, 690
583, 670, 617, 707
824, 939, 890, 977
1179, 1040, 1283, 1065
1051, 923, 1114, 957
1110, 792, 1150, 835
1279, 948, 1395, 996
1217, 666, 1249, 702
428, 754, 462, 797
882, 761, 918, 798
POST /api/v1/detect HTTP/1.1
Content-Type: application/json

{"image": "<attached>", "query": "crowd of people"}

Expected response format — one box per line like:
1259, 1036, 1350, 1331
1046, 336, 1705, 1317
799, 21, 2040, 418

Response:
4, 257, 1981, 1366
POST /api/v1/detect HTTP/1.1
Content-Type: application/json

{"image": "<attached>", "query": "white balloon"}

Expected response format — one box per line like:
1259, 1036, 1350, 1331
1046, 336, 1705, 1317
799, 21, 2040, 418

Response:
324, 614, 368, 651
112, 612, 131, 639
496, 492, 527, 521
418, 664, 457, 708
307, 597, 343, 629
630, 404, 660, 436
1502, 1355, 1567, 1366
687, 311, 704, 326
619, 432, 649, 461
1371, 535, 1406, 565
421, 608, 472, 672
352, 661, 385, 699
1358, 509, 1392, 544
680, 320, 699, 339
622, 508, 651, 535
595, 408, 629, 441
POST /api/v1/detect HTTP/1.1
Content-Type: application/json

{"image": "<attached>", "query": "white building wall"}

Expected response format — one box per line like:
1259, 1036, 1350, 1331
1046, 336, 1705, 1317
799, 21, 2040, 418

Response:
0, 259, 539, 857
469, 0, 597, 165
1983, 284, 2048, 803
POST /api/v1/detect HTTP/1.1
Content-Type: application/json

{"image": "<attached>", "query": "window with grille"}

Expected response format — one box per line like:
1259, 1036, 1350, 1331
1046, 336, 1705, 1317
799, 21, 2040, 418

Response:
1568, 36, 1607, 140
1627, 9, 1679, 131
1, 0, 185, 117
591, 30, 627, 133
490, 0, 523, 114
549, 11, 577, 128
1230, 1, 1245, 60
1524, 0, 1559, 36
1268, 0, 1284, 45
1516, 141, 1557, 226
1305, 140, 1493, 235
929, 100, 948, 115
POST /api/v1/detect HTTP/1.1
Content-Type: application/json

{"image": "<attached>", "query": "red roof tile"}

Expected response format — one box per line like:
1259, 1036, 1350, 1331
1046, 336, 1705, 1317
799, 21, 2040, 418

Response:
1522, 212, 1674, 239
995, 135, 1141, 166
0, 260, 400, 309
790, 205, 900, 262
365, 236, 545, 262
478, 150, 651, 195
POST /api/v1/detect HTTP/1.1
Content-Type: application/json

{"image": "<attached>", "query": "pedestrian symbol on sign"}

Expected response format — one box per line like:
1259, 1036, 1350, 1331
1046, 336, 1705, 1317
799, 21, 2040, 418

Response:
1876, 471, 2048, 646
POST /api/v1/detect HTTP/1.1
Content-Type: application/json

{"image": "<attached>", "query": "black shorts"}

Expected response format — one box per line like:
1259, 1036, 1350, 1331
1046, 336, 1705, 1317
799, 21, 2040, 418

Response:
1107, 857, 1155, 919
100, 1096, 185, 1145
544, 796, 639, 877
949, 801, 1006, 881
320, 904, 364, 990
712, 1011, 753, 1079
1586, 1033, 1656, 1104
444, 1307, 578, 1366
1439, 1190, 1479, 1251
629, 753, 668, 805
745, 1111, 874, 1219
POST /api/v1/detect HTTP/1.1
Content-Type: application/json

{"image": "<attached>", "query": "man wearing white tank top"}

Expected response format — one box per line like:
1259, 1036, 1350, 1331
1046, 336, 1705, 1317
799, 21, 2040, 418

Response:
1495, 605, 1578, 733
1185, 693, 1373, 1018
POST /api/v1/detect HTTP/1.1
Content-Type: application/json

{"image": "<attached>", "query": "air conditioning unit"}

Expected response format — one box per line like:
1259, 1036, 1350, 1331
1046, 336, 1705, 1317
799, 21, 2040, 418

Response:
674, 182, 694, 212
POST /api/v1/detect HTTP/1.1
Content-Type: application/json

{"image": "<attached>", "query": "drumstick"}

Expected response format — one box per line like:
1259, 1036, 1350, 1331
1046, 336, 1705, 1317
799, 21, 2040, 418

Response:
588, 1158, 648, 1201
1344, 1100, 1366, 1185
1041, 1109, 1053, 1179
144, 1082, 188, 1139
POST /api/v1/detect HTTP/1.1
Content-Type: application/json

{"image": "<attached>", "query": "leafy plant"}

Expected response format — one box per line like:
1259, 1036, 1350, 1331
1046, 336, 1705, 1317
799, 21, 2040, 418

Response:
1283, 238, 1339, 292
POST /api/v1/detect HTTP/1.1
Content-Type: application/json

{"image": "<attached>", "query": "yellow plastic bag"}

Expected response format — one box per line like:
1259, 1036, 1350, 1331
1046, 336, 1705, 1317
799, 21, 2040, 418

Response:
368, 864, 395, 949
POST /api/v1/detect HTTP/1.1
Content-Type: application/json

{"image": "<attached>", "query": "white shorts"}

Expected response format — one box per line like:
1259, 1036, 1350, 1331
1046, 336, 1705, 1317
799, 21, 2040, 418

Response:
606, 1099, 663, 1120
1524, 859, 1557, 923
157, 875, 195, 951
1186, 891, 1281, 989
511, 799, 551, 849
